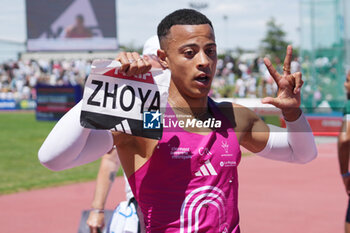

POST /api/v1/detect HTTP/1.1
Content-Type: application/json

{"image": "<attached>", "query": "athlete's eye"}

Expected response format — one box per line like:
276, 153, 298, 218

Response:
184, 49, 195, 57
206, 48, 216, 56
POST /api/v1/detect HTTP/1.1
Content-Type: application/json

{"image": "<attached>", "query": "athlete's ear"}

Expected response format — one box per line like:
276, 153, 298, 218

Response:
157, 49, 169, 69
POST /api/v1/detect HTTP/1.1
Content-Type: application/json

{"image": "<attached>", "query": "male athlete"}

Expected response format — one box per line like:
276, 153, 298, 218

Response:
39, 9, 317, 232
338, 71, 350, 233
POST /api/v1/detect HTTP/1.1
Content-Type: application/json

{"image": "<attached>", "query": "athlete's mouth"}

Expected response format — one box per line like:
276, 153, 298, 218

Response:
195, 74, 210, 83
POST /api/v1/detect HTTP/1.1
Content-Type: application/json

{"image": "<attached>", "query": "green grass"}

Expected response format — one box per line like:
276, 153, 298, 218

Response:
260, 115, 281, 126
0, 111, 102, 194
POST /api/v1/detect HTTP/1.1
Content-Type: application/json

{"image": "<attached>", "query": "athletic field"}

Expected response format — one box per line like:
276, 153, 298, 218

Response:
0, 111, 103, 194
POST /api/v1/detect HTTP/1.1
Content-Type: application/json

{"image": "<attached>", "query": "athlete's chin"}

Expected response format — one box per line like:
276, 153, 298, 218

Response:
187, 88, 211, 99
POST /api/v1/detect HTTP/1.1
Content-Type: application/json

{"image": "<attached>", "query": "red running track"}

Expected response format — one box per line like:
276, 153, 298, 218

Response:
239, 141, 346, 233
0, 140, 346, 233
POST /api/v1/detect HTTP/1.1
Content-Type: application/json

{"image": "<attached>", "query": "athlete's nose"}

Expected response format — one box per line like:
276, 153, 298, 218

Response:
196, 50, 210, 69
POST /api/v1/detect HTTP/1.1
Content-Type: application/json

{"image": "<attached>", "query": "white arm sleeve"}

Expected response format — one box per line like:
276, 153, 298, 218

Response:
256, 113, 317, 164
38, 101, 114, 171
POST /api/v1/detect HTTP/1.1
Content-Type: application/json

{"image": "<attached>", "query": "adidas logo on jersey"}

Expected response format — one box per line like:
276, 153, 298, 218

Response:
195, 160, 217, 176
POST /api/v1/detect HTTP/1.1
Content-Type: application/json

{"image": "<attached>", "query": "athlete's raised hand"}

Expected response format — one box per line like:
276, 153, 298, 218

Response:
262, 45, 303, 121
116, 51, 152, 76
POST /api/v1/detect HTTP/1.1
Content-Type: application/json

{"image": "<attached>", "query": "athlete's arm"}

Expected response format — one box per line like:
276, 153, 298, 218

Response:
240, 45, 317, 163
260, 113, 316, 164
38, 52, 151, 171
87, 149, 120, 233
38, 101, 114, 171
239, 108, 316, 164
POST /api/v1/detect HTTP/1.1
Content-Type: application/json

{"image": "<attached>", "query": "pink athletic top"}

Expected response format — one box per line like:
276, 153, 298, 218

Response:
128, 99, 241, 233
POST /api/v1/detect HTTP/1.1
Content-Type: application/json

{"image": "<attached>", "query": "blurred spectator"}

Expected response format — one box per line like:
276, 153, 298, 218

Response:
291, 57, 300, 74
0, 53, 281, 102
0, 58, 91, 102
65, 14, 93, 38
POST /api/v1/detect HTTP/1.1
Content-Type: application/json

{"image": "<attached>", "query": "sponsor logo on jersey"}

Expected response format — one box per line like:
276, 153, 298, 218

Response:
220, 140, 233, 157
198, 147, 212, 156
221, 140, 229, 153
180, 186, 227, 233
170, 147, 192, 160
220, 161, 237, 167
195, 160, 217, 176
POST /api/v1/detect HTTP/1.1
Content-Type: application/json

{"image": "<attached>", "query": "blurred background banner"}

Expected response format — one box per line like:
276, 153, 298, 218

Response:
25, 0, 118, 51
35, 84, 82, 121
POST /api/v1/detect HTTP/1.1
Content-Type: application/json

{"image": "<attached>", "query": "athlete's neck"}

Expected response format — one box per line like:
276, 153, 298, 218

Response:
168, 86, 208, 117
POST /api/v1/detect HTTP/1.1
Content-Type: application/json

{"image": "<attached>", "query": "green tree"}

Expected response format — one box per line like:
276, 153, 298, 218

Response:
260, 17, 290, 63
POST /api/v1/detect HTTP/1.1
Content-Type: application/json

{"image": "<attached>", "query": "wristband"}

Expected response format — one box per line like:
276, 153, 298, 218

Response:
342, 172, 350, 178
91, 208, 105, 213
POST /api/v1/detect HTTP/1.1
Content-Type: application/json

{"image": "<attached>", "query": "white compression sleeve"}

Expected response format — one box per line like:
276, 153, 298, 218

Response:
38, 101, 114, 171
256, 113, 317, 164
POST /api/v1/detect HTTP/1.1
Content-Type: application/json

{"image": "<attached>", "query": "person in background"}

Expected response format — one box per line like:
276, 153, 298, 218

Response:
65, 14, 93, 38
338, 70, 350, 233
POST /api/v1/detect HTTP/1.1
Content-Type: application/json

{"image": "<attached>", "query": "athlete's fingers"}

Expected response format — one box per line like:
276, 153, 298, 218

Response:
126, 52, 149, 76
283, 45, 293, 76
264, 57, 282, 84
131, 52, 141, 61
115, 52, 151, 76
143, 56, 152, 70
132, 58, 143, 75
284, 74, 296, 92
261, 96, 280, 107
140, 56, 153, 74
131, 52, 144, 75
133, 54, 148, 75
292, 72, 303, 94
125, 52, 138, 76
139, 60, 152, 75
116, 52, 132, 73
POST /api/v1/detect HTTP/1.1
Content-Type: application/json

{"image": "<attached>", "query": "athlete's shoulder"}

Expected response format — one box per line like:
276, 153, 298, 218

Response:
214, 99, 258, 120
211, 99, 259, 130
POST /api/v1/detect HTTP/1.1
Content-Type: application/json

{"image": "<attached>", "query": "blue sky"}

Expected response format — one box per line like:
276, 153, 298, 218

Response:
0, 0, 300, 50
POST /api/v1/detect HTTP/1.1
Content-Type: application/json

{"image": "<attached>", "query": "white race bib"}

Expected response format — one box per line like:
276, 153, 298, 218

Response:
80, 59, 170, 139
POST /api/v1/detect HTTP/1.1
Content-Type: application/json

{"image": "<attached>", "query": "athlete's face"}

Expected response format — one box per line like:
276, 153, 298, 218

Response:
159, 24, 217, 98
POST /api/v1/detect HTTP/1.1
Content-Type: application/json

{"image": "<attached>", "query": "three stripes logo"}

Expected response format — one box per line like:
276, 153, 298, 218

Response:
113, 119, 132, 134
195, 160, 217, 177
